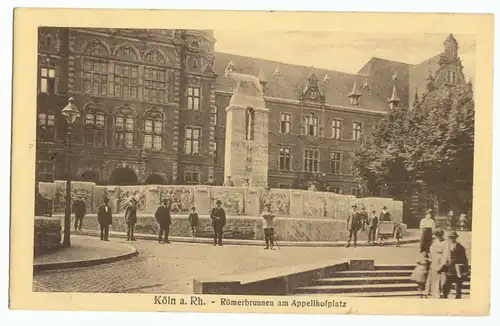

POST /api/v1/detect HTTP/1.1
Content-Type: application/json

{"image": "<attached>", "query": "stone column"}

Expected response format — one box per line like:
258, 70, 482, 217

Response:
224, 94, 269, 187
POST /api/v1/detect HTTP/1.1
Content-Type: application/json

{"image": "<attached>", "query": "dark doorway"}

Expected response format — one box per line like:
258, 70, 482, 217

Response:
145, 174, 167, 185
108, 168, 138, 185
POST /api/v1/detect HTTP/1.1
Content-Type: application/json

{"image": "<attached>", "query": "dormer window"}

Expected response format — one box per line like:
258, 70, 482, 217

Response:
348, 82, 362, 106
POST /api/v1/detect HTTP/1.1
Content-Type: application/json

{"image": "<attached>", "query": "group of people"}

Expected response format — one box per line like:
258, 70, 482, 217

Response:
345, 205, 399, 247
412, 227, 469, 299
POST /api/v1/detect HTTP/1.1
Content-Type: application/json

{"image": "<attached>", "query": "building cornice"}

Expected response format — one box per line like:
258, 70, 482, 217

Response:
215, 90, 387, 116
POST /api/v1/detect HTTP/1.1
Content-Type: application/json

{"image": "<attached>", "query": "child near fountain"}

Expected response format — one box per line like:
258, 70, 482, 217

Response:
411, 252, 431, 298
188, 206, 199, 238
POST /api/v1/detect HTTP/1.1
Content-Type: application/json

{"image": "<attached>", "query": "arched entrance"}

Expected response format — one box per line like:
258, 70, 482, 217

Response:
108, 167, 138, 185
145, 174, 167, 185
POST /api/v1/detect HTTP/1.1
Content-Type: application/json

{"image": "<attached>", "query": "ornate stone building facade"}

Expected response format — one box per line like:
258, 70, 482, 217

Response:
36, 30, 470, 206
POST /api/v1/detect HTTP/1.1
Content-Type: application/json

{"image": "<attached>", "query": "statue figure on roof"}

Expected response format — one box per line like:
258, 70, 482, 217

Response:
224, 61, 264, 98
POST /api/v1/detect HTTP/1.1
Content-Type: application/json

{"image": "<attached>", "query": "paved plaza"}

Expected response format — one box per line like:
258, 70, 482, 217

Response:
33, 232, 471, 294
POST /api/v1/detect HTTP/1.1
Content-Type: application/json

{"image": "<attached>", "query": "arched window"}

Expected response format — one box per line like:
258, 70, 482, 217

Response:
84, 40, 109, 57
144, 50, 166, 66
143, 110, 163, 151
115, 106, 136, 148
191, 41, 199, 48
84, 103, 107, 146
115, 45, 138, 61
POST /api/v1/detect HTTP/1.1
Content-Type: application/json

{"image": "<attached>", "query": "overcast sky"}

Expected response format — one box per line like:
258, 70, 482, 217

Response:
213, 31, 476, 82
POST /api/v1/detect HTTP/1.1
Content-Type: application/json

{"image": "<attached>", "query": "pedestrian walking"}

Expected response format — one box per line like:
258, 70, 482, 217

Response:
72, 194, 86, 232
440, 231, 469, 299
420, 209, 436, 254
97, 197, 112, 241
411, 252, 431, 298
262, 203, 276, 250
345, 204, 362, 247
210, 200, 226, 246
155, 199, 172, 244
367, 210, 378, 244
426, 228, 447, 298
188, 206, 199, 238
125, 197, 138, 241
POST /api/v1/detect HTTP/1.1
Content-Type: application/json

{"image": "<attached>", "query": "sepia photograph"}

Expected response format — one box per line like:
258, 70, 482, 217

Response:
9, 9, 493, 316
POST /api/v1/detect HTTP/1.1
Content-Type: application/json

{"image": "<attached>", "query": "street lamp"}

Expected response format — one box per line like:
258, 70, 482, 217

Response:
61, 97, 80, 247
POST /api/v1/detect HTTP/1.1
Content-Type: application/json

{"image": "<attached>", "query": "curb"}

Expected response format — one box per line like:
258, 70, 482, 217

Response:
75, 230, 420, 248
33, 242, 139, 274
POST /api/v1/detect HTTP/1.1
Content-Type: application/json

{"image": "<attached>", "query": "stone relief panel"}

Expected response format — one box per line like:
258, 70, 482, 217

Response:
53, 181, 95, 214
117, 186, 147, 214
325, 193, 354, 220
93, 186, 120, 214
302, 191, 327, 218
209, 187, 246, 215
158, 186, 195, 214
259, 188, 290, 216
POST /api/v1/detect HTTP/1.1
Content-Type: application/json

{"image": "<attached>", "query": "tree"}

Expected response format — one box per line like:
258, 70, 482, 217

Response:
353, 83, 474, 209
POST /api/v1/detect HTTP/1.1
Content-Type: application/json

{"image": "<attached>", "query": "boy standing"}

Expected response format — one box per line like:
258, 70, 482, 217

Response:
188, 207, 199, 238
262, 204, 276, 250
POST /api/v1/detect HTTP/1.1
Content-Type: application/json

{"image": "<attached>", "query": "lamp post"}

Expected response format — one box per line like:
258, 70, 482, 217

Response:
61, 97, 81, 247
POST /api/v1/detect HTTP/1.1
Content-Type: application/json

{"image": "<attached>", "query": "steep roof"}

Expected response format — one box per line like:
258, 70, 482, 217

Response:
409, 53, 442, 108
213, 52, 406, 112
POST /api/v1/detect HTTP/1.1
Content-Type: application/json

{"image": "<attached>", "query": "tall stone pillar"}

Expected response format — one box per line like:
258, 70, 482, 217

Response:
224, 94, 269, 187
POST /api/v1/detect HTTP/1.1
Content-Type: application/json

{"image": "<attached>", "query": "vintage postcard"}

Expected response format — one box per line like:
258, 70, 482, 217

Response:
9, 9, 493, 316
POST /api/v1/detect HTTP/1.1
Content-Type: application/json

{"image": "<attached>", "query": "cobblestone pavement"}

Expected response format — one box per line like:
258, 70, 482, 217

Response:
33, 232, 471, 294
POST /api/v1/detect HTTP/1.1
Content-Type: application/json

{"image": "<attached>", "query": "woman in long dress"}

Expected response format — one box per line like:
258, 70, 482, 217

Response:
426, 228, 448, 298
420, 209, 436, 254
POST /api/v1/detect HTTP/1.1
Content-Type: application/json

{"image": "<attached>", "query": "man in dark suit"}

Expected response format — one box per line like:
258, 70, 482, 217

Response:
97, 197, 112, 241
72, 194, 86, 232
345, 204, 362, 247
210, 199, 226, 246
441, 231, 469, 299
155, 199, 172, 244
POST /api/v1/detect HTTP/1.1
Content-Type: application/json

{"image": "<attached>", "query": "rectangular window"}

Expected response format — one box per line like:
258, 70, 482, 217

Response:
330, 151, 342, 174
185, 127, 201, 155
187, 86, 201, 110
143, 119, 163, 151
40, 67, 56, 94
351, 188, 362, 197
304, 149, 319, 172
38, 113, 56, 142
280, 113, 291, 134
83, 59, 108, 96
353, 121, 362, 141
143, 67, 167, 103
332, 119, 342, 139
36, 153, 55, 182
115, 116, 134, 148
279, 147, 292, 171
304, 115, 318, 136
114, 64, 138, 99
184, 172, 200, 184
83, 113, 106, 146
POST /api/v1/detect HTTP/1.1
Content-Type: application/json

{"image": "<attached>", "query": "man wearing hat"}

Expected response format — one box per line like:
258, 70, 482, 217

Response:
72, 194, 87, 232
440, 231, 469, 299
155, 199, 172, 244
379, 206, 391, 222
97, 197, 112, 241
345, 204, 362, 247
210, 199, 226, 246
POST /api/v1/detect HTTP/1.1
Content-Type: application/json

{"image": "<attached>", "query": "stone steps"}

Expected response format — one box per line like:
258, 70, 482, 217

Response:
293, 264, 470, 298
